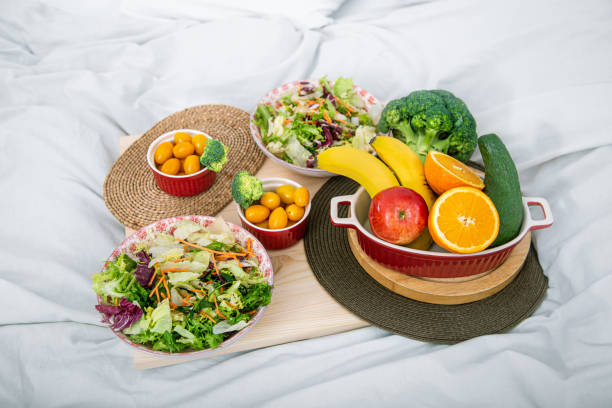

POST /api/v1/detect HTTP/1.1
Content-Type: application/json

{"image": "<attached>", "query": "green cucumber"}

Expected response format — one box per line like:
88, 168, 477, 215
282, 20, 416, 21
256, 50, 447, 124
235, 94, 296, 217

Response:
478, 134, 523, 247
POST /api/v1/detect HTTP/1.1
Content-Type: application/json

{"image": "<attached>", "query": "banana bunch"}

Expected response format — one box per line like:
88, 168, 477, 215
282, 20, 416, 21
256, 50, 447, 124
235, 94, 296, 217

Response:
316, 137, 436, 250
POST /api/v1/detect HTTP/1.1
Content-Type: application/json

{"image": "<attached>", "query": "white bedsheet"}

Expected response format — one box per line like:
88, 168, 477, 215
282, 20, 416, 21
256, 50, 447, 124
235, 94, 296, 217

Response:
1, 0, 611, 406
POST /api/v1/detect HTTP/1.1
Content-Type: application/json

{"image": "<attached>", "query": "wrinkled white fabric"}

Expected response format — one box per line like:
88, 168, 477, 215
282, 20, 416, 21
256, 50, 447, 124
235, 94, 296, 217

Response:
1, 0, 611, 406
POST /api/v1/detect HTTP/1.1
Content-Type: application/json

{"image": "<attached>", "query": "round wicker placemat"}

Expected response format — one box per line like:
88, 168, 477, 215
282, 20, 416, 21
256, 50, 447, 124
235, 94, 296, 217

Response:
103, 105, 265, 230
304, 177, 548, 344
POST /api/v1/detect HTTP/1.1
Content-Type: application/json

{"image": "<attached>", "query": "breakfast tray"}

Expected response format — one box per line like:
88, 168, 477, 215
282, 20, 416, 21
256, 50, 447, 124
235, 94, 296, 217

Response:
119, 135, 547, 369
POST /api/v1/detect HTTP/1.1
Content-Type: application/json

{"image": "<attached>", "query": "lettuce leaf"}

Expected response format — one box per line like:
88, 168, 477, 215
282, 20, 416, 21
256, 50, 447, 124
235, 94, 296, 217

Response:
150, 299, 171, 334
212, 320, 249, 335
93, 254, 151, 307
217, 260, 267, 286
167, 271, 202, 286
173, 220, 204, 240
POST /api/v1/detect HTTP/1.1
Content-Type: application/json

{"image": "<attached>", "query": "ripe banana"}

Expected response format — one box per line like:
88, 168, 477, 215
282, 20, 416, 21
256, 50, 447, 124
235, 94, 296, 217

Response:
316, 146, 399, 197
370, 136, 436, 208
371, 136, 437, 250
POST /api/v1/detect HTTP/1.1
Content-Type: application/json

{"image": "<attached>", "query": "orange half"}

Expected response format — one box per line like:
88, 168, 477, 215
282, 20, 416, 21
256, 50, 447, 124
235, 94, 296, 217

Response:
424, 150, 485, 195
428, 187, 500, 254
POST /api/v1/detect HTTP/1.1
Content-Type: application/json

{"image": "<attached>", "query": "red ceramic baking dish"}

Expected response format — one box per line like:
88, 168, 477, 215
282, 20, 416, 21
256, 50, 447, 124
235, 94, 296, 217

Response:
146, 129, 217, 197
237, 178, 311, 250
330, 187, 553, 278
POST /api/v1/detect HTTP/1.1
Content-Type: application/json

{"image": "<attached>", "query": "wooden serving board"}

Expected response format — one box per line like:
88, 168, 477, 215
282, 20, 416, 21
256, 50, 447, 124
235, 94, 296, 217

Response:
348, 229, 530, 305
119, 135, 368, 370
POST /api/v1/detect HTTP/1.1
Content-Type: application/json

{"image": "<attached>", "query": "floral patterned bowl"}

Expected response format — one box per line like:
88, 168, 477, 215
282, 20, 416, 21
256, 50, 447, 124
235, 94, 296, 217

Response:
250, 78, 384, 177
98, 215, 273, 358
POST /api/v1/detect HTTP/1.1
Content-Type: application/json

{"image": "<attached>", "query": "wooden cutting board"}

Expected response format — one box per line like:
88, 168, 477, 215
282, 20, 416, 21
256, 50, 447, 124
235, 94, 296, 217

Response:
348, 229, 530, 305
119, 135, 368, 370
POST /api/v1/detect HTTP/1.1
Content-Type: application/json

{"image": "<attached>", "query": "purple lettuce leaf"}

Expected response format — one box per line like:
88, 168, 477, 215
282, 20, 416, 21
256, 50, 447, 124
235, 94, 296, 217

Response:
95, 297, 143, 331
95, 304, 120, 324
134, 250, 155, 288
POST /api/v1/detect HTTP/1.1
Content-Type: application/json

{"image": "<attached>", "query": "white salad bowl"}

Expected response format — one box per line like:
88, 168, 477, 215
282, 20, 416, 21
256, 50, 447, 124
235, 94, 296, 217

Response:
250, 78, 384, 178
97, 215, 274, 358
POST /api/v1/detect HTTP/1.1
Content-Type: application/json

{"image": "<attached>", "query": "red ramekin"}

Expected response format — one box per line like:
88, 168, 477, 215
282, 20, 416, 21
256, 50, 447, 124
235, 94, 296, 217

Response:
330, 186, 553, 278
236, 178, 311, 250
146, 129, 217, 197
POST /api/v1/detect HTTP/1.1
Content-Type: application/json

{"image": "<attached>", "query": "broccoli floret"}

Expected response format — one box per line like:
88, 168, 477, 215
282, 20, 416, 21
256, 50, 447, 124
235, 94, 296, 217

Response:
378, 90, 477, 163
199, 139, 228, 173
231, 171, 263, 209
377, 99, 405, 133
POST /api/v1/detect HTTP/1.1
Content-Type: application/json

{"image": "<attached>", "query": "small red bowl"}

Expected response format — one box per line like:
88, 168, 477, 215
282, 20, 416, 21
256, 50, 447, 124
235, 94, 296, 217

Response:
236, 178, 311, 250
146, 129, 217, 197
331, 187, 553, 278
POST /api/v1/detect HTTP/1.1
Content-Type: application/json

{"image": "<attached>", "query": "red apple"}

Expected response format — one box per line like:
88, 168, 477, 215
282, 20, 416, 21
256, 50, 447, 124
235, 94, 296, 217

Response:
368, 186, 428, 245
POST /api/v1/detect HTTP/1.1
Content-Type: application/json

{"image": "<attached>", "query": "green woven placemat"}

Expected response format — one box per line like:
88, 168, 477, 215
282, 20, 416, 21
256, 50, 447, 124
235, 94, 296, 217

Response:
304, 177, 548, 344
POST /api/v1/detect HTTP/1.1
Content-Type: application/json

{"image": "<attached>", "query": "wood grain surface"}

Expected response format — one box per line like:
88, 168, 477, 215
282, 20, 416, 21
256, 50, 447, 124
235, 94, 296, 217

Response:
348, 229, 530, 304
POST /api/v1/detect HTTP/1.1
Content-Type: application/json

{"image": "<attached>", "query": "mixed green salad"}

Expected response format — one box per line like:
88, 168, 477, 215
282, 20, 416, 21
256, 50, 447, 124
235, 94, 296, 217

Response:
93, 218, 272, 353
253, 77, 382, 167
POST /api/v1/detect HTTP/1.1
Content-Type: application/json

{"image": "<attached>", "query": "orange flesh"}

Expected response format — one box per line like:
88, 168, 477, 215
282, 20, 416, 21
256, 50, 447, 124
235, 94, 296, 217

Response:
435, 154, 484, 186
436, 191, 497, 248
429, 187, 500, 253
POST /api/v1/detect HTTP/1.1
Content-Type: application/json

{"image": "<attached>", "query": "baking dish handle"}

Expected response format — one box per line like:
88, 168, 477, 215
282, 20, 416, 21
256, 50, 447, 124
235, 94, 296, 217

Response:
523, 197, 554, 231
330, 195, 360, 230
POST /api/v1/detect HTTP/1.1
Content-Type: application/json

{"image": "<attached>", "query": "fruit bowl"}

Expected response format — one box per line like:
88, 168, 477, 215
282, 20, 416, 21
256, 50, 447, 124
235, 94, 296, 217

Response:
249, 79, 384, 178
236, 178, 311, 250
330, 187, 553, 278
146, 129, 217, 197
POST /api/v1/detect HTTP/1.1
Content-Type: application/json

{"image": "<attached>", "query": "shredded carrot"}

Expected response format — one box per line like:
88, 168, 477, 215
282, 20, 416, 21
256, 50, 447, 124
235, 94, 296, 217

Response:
155, 289, 160, 304
114, 297, 118, 306
200, 311, 216, 324
212, 257, 219, 276
147, 271, 157, 286
161, 292, 166, 299
248, 310, 257, 315
162, 275, 171, 301
149, 278, 163, 298
223, 301, 238, 310
335, 118, 350, 125
192, 289, 205, 294
234, 255, 243, 267
213, 294, 227, 319
172, 258, 189, 263
160, 268, 189, 273
183, 245, 189, 252
334, 95, 355, 113
176, 238, 226, 254
323, 111, 332, 124
220, 287, 224, 294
